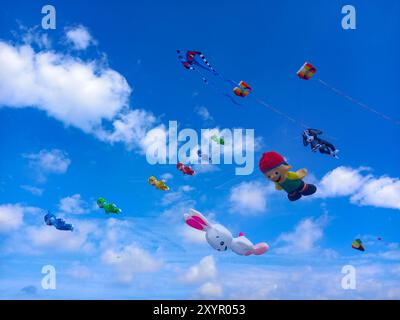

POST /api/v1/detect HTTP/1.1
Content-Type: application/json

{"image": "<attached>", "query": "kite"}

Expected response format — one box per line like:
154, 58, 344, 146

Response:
184, 209, 269, 256
259, 151, 317, 201
44, 212, 73, 231
297, 61, 400, 126
197, 149, 211, 162
352, 239, 365, 252
176, 50, 251, 105
211, 135, 225, 145
297, 62, 317, 80
302, 129, 339, 158
177, 162, 195, 176
97, 197, 122, 214
148, 176, 170, 191
233, 80, 252, 97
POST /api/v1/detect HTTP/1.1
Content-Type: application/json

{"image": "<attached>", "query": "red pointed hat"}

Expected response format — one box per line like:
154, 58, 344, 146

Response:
259, 151, 287, 173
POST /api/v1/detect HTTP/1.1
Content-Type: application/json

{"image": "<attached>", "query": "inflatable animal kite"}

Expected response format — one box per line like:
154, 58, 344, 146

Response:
184, 209, 269, 256
97, 197, 122, 214
44, 212, 73, 231
177, 162, 195, 176
259, 151, 317, 201
302, 129, 339, 158
148, 176, 170, 191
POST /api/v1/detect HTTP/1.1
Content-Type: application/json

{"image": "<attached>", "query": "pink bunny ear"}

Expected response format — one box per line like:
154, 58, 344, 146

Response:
184, 209, 209, 231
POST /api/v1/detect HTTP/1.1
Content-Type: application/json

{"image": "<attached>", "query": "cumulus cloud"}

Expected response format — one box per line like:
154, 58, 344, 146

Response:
0, 34, 165, 153
0, 204, 25, 233
181, 256, 217, 284
101, 244, 161, 284
197, 282, 223, 298
276, 215, 330, 255
317, 167, 400, 210
59, 194, 89, 214
229, 181, 271, 215
23, 149, 70, 182
25, 220, 98, 252
65, 25, 95, 50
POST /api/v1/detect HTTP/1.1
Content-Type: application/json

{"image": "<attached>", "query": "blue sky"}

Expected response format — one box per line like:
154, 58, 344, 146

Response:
0, 0, 400, 299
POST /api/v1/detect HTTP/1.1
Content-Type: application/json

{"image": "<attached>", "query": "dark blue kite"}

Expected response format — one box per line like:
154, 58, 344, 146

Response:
44, 212, 74, 231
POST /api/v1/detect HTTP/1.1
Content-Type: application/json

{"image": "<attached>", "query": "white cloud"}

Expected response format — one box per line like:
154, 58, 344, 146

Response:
25, 221, 98, 252
23, 149, 70, 181
160, 173, 173, 181
20, 185, 44, 196
229, 181, 271, 215
350, 176, 400, 210
0, 37, 165, 153
181, 256, 217, 284
67, 263, 91, 279
317, 166, 369, 198
197, 282, 223, 298
317, 167, 400, 210
276, 215, 330, 255
180, 225, 207, 245
65, 25, 95, 50
59, 194, 89, 214
0, 204, 25, 233
0, 41, 131, 133
195, 106, 213, 121
95, 110, 166, 152
102, 244, 161, 284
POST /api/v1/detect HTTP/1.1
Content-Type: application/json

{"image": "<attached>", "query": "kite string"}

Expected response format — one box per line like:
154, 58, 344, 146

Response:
253, 96, 310, 129
318, 78, 400, 126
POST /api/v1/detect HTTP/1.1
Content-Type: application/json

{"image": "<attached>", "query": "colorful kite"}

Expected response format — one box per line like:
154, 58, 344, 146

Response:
148, 176, 170, 191
177, 162, 195, 176
184, 209, 269, 256
97, 197, 122, 214
352, 239, 365, 252
211, 135, 225, 145
233, 80, 252, 97
297, 62, 317, 80
44, 212, 73, 231
177, 50, 250, 105
259, 151, 317, 201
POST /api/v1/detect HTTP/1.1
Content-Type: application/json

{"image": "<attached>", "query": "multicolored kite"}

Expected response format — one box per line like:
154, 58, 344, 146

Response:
297, 62, 317, 80
352, 239, 365, 252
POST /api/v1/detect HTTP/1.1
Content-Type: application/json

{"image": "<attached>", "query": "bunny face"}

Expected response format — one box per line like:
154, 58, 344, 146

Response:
205, 224, 233, 252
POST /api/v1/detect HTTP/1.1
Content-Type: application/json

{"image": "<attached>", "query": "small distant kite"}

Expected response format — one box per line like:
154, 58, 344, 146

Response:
352, 239, 365, 252
177, 162, 195, 176
97, 197, 122, 214
148, 176, 170, 191
297, 62, 317, 80
211, 135, 225, 145
197, 149, 211, 162
44, 212, 73, 231
233, 80, 252, 97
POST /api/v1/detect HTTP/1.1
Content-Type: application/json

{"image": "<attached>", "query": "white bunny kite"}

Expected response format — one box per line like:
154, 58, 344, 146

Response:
184, 209, 269, 256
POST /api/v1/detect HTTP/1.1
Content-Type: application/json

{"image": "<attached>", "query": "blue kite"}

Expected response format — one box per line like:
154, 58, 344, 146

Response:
44, 212, 74, 231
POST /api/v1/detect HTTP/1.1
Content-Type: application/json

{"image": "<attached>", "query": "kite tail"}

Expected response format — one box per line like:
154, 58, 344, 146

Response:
318, 78, 400, 126
194, 68, 243, 106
